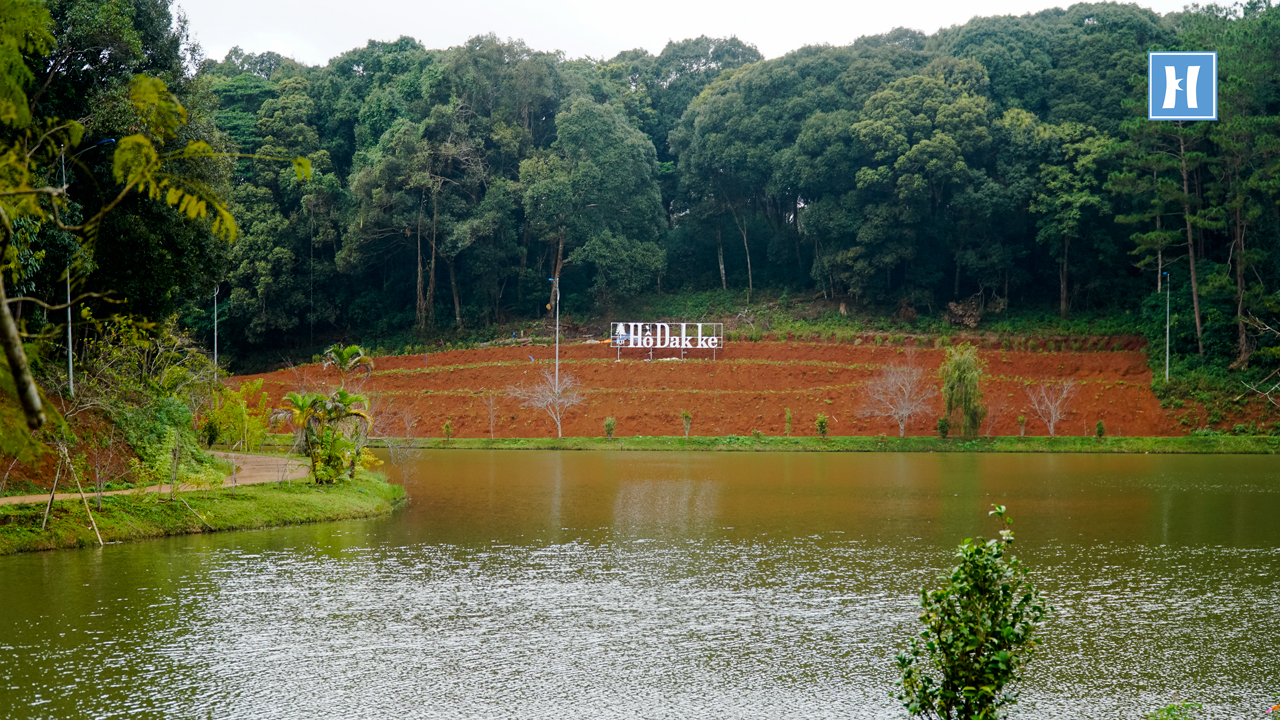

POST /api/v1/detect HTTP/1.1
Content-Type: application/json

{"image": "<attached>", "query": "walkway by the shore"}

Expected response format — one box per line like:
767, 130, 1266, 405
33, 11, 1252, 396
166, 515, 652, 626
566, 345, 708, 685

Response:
0, 453, 309, 506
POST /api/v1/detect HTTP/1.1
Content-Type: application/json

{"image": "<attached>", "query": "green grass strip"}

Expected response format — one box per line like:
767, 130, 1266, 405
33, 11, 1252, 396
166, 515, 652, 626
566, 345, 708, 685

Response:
0, 471, 405, 556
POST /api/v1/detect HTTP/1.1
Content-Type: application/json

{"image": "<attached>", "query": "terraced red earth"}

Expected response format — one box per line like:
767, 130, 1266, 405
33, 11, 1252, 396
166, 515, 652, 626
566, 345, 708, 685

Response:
231, 339, 1182, 439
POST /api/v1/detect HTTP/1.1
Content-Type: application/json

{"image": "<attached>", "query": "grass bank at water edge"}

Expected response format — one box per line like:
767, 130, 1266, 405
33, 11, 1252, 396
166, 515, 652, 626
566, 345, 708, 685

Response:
347, 434, 1280, 454
0, 472, 405, 556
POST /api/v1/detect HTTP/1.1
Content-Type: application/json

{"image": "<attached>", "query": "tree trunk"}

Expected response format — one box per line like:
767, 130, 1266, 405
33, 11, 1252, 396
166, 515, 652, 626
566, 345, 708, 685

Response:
716, 228, 726, 291
517, 216, 530, 305
1183, 205, 1204, 355
425, 190, 439, 330
1059, 236, 1070, 320
1179, 135, 1204, 355
1233, 207, 1249, 367
448, 257, 463, 329
730, 205, 753, 303
0, 272, 44, 429
793, 198, 803, 270
415, 195, 427, 331
169, 443, 179, 501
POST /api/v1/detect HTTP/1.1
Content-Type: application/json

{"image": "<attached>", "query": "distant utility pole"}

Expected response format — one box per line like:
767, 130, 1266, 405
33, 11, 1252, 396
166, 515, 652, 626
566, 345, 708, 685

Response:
213, 285, 220, 370
58, 138, 115, 397
548, 277, 560, 386
65, 268, 72, 396
60, 151, 72, 396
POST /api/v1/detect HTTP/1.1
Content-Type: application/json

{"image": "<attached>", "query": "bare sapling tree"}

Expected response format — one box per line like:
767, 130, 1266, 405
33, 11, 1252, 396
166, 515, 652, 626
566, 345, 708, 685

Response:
41, 453, 64, 530
1241, 316, 1280, 405
983, 392, 1012, 437
507, 370, 586, 439
275, 457, 291, 489
861, 362, 939, 437
84, 427, 130, 510
483, 393, 499, 439
283, 358, 323, 396
1025, 380, 1078, 437
168, 440, 181, 500
1, 457, 18, 494
57, 442, 103, 547
372, 403, 421, 482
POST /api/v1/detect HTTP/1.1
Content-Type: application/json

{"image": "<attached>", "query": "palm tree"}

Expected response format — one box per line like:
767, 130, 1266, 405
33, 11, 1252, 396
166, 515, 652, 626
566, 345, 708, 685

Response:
322, 344, 374, 388
270, 389, 372, 483
270, 391, 328, 478
327, 388, 373, 480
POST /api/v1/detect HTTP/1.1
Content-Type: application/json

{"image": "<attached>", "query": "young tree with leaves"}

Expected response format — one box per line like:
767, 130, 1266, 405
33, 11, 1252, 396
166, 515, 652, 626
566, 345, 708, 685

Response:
940, 343, 986, 437
896, 505, 1049, 720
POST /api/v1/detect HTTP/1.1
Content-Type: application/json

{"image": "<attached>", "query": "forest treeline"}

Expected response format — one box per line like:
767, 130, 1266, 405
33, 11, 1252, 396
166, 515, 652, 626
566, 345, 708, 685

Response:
12, 0, 1280, 375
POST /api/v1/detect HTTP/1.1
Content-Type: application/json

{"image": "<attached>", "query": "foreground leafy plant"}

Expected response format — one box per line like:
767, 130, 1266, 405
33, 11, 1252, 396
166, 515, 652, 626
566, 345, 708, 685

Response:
1144, 698, 1201, 720
896, 505, 1049, 720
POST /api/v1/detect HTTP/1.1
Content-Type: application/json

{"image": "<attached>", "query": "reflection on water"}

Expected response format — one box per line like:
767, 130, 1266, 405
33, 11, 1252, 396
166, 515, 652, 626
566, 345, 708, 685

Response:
1, 451, 1278, 719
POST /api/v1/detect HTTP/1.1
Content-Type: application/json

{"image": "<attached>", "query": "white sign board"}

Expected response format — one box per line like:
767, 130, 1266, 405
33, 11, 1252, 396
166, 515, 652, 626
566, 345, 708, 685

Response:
610, 322, 724, 359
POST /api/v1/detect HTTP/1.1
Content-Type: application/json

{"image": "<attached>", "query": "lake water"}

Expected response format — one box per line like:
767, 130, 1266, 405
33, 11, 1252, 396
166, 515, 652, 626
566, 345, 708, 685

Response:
1, 451, 1277, 719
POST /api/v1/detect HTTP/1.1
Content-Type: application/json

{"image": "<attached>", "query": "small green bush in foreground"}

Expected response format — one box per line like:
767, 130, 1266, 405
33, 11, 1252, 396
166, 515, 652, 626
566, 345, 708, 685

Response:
896, 505, 1049, 720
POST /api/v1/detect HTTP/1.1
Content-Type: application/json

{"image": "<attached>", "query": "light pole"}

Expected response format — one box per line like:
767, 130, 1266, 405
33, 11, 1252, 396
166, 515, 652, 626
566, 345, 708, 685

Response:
548, 277, 559, 386
59, 138, 115, 396
1164, 271, 1170, 382
66, 263, 72, 396
213, 285, 220, 370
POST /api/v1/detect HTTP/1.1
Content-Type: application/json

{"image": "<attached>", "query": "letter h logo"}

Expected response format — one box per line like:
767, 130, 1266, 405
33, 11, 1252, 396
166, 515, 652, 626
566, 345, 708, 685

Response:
1149, 52, 1217, 121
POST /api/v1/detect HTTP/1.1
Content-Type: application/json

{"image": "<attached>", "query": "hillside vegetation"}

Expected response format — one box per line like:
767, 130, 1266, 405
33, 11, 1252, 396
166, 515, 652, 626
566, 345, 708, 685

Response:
7, 3, 1278, 376
5, 0, 1280, 452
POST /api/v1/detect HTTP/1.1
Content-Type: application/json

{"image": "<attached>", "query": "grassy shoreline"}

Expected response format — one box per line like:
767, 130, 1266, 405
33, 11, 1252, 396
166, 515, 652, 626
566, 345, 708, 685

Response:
342, 434, 1280, 453
0, 470, 406, 556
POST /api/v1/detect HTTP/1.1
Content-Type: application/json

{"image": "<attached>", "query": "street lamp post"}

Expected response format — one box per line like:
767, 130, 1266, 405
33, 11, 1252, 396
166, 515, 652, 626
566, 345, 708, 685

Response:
65, 268, 72, 396
58, 138, 115, 397
548, 277, 560, 386
213, 286, 220, 370
1164, 271, 1170, 382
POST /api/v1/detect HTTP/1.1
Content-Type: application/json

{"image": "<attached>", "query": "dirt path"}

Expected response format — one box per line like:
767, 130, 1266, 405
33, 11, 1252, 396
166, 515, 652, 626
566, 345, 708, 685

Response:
0, 452, 309, 506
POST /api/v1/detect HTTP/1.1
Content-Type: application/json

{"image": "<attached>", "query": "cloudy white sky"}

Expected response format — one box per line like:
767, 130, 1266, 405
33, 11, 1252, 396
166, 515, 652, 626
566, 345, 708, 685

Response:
178, 0, 1192, 66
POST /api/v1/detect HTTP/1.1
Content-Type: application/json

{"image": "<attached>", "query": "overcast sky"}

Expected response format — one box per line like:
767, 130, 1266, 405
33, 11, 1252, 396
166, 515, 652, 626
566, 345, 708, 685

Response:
177, 0, 1191, 67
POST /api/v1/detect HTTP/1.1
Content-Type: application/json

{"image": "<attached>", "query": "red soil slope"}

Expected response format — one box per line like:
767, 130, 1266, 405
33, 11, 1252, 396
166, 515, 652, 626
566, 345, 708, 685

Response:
232, 340, 1181, 439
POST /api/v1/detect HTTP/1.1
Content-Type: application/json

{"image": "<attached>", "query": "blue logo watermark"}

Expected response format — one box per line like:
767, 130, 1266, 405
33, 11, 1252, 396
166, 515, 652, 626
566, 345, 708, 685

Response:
1149, 52, 1217, 121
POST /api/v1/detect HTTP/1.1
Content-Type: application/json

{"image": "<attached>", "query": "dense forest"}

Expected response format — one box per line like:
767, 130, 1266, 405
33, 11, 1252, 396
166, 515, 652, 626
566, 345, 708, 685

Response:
12, 0, 1280, 378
